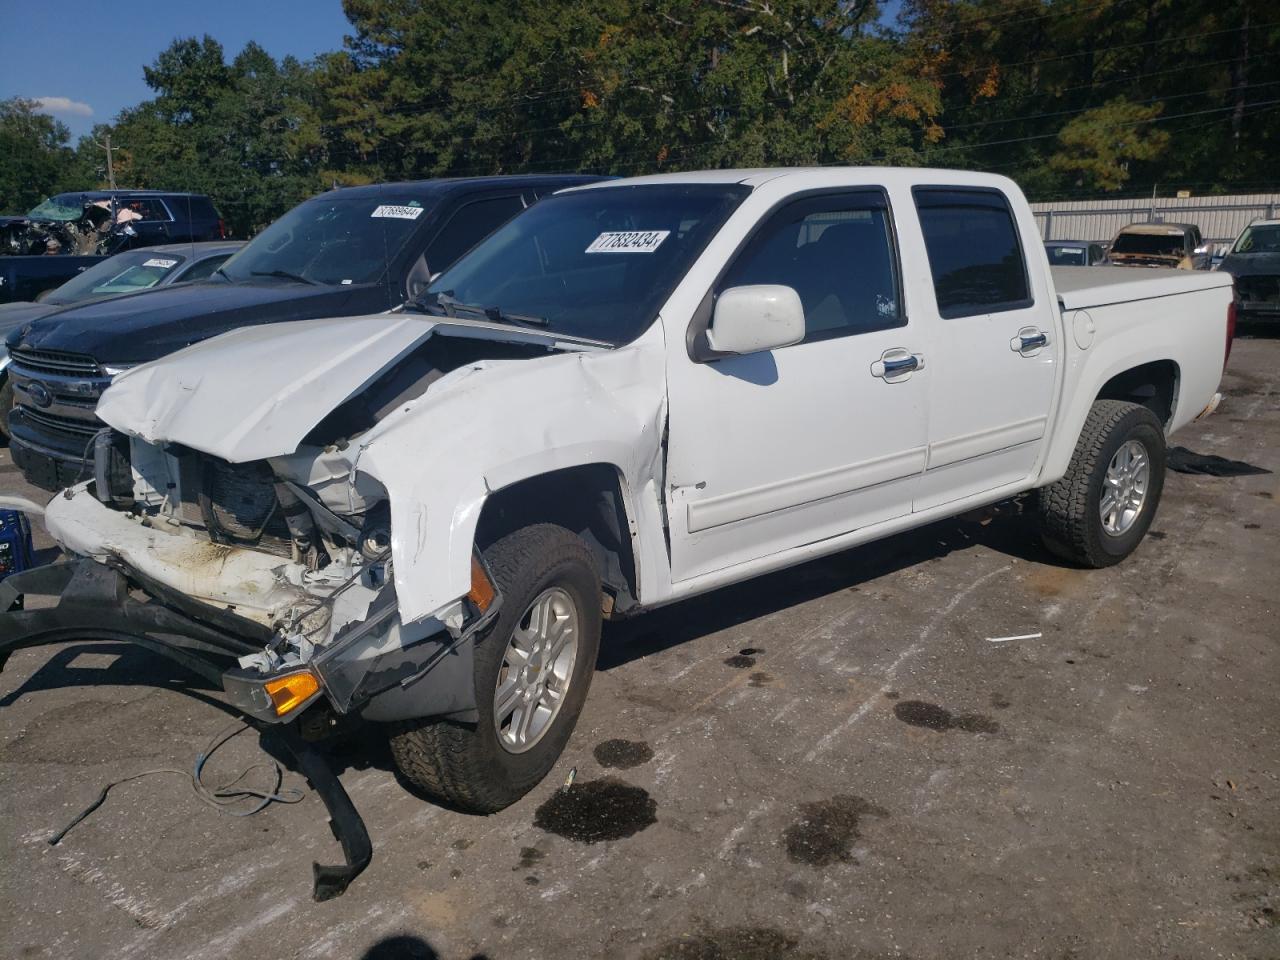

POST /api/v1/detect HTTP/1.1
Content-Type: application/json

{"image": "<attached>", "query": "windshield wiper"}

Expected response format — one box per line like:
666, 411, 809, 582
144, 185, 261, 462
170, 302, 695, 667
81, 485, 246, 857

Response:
481, 306, 549, 328
250, 269, 317, 285
410, 291, 547, 327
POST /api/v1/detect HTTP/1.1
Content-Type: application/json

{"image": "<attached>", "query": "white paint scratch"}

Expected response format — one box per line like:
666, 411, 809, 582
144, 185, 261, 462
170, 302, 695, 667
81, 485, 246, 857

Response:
804, 563, 1012, 762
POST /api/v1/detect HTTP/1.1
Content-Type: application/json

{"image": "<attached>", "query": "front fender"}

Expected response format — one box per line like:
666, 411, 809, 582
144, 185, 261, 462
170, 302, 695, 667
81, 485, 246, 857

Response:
357, 330, 669, 626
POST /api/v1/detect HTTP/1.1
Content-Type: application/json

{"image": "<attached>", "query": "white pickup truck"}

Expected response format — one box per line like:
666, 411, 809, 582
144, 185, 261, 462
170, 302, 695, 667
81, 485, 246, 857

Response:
1, 168, 1235, 823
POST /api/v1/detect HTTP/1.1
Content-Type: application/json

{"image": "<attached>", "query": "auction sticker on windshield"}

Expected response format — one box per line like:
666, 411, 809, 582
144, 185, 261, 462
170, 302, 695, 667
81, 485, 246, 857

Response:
142, 258, 179, 269
586, 230, 670, 253
371, 205, 425, 220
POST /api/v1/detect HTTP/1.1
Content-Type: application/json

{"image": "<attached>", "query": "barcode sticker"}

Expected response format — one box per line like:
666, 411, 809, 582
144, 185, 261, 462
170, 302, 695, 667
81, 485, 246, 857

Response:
371, 205, 425, 220
142, 258, 179, 268
586, 230, 670, 254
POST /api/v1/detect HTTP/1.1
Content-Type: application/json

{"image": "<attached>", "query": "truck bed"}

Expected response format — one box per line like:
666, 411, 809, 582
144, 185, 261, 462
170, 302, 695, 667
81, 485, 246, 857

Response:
1051, 265, 1232, 311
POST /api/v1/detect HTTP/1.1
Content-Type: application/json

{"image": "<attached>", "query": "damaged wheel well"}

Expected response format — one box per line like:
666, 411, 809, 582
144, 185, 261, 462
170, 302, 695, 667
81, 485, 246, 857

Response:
1096, 360, 1179, 427
475, 464, 639, 616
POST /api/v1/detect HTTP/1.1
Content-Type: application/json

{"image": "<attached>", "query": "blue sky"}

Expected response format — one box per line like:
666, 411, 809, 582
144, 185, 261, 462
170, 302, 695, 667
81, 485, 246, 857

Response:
0, 0, 353, 141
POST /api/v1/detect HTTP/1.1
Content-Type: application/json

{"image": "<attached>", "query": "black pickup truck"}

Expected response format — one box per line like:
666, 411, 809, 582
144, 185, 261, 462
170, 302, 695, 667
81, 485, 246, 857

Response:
0, 190, 226, 303
4, 175, 604, 489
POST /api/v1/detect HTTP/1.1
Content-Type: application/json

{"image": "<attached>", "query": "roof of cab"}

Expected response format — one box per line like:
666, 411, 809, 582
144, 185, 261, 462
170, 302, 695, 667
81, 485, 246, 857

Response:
564, 166, 1023, 192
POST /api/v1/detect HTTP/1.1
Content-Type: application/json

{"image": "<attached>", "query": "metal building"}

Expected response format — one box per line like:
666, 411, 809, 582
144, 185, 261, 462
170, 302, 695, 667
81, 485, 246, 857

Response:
1031, 193, 1280, 247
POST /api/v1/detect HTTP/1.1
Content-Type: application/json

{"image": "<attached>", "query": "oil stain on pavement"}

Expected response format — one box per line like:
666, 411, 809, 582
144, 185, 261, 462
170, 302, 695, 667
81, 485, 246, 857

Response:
593, 738, 655, 769
534, 777, 657, 843
783, 795, 890, 866
724, 647, 764, 668
894, 700, 1000, 734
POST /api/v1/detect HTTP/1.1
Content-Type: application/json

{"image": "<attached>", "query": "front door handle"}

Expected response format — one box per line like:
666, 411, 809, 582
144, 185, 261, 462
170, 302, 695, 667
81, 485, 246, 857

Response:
871, 348, 925, 383
1011, 327, 1049, 355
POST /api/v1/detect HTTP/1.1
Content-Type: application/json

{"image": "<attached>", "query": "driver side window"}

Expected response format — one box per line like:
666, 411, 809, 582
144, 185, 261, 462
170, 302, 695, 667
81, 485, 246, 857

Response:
719, 191, 904, 344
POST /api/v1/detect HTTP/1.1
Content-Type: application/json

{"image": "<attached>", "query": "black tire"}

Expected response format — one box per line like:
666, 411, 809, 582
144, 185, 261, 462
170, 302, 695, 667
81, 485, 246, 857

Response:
0, 376, 12, 444
1038, 399, 1166, 568
388, 524, 602, 813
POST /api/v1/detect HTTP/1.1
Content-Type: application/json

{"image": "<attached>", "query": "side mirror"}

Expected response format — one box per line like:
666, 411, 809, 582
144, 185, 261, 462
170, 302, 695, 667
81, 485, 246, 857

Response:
706, 285, 805, 356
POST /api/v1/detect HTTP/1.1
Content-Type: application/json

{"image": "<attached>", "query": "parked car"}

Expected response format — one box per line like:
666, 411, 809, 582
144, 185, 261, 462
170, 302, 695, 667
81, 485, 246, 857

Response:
0, 190, 227, 304
1218, 218, 1280, 323
0, 169, 1234, 897
1104, 222, 1211, 270
0, 242, 243, 442
3, 175, 605, 489
1044, 240, 1107, 266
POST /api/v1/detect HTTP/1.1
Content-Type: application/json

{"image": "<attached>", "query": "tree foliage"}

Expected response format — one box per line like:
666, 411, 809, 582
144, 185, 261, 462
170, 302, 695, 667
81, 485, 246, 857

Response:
0, 99, 77, 213
3, 0, 1277, 223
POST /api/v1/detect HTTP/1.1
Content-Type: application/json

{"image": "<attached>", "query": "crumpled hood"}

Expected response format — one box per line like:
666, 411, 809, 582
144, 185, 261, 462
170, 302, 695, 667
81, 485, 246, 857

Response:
1219, 252, 1280, 278
6, 279, 373, 364
98, 314, 439, 462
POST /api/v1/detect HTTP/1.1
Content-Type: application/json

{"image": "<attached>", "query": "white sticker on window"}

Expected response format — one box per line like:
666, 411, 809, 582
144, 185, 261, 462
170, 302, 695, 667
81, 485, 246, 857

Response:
586, 230, 670, 254
371, 204, 425, 220
142, 258, 179, 269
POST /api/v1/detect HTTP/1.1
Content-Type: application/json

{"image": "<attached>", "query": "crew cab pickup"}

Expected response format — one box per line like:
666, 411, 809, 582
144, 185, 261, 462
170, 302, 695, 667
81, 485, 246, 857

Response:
1, 169, 1233, 867
4, 175, 603, 490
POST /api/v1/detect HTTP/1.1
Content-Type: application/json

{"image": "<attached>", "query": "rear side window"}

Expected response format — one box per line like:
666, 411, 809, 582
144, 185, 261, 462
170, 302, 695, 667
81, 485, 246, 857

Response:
424, 195, 527, 274
720, 190, 904, 342
914, 188, 1031, 319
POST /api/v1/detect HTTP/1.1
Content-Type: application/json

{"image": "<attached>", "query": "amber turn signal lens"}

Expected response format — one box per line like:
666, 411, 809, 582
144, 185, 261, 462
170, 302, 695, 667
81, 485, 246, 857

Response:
264, 671, 321, 716
468, 556, 495, 612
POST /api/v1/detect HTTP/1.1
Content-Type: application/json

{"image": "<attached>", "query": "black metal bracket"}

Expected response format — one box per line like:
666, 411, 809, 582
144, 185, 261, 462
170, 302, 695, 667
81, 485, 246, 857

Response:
278, 724, 373, 901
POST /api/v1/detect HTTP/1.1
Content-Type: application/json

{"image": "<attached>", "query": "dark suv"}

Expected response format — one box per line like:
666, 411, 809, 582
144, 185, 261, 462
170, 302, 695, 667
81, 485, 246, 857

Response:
5, 175, 605, 489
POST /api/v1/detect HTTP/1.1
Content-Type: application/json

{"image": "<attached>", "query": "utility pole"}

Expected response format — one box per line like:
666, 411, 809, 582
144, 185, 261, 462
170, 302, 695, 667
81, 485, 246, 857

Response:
93, 134, 118, 189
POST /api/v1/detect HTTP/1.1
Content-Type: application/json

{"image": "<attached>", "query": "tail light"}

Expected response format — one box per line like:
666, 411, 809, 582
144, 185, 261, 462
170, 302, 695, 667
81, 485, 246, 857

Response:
1224, 299, 1237, 371
217, 218, 228, 239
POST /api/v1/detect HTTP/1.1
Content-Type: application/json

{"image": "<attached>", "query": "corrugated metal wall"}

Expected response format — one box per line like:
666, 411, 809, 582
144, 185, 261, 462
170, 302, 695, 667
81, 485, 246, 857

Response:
1031, 193, 1280, 245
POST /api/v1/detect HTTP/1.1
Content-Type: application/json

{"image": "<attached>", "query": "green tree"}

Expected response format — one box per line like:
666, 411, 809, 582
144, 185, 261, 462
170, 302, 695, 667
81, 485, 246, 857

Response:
0, 99, 77, 214
1048, 98, 1170, 191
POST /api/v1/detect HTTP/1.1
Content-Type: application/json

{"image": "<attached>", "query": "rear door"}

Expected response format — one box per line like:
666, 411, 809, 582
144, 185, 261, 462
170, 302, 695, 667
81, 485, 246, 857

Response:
665, 188, 929, 581
909, 186, 1058, 511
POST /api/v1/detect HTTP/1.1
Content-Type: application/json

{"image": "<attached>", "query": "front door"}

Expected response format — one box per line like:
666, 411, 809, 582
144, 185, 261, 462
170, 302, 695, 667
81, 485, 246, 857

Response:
908, 187, 1058, 511
665, 189, 930, 582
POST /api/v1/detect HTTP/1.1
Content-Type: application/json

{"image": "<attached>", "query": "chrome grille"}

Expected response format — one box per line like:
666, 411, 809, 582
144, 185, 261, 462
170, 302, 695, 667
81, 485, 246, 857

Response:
9, 348, 102, 378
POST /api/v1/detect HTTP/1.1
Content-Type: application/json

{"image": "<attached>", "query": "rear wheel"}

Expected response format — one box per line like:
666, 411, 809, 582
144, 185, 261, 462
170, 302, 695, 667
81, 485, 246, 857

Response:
389, 524, 601, 813
1038, 400, 1166, 567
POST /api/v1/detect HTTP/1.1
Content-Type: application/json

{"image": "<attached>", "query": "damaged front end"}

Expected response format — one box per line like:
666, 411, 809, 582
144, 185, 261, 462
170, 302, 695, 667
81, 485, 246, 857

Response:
15, 427, 502, 728
0, 202, 129, 257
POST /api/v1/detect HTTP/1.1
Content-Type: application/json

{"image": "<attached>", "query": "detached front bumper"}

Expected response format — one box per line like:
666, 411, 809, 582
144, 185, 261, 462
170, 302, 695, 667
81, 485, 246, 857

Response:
0, 559, 487, 726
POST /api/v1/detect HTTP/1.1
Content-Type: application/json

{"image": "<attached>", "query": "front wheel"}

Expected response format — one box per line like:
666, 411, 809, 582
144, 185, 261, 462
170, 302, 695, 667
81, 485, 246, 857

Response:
389, 524, 601, 813
1038, 400, 1167, 568
0, 375, 12, 444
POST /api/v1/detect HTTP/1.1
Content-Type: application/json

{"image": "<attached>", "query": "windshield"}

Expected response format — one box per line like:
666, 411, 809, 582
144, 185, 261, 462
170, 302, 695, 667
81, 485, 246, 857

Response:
1110, 232, 1184, 257
46, 250, 187, 304
1231, 224, 1280, 254
217, 194, 432, 286
26, 194, 90, 222
1046, 246, 1087, 266
424, 184, 750, 344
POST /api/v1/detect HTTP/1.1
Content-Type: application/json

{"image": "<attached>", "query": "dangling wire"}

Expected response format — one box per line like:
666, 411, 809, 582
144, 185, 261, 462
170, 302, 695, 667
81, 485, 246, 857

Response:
49, 718, 305, 846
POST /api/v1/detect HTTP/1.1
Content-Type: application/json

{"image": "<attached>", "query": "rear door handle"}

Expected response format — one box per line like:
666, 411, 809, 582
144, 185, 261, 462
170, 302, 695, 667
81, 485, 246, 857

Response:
871, 348, 925, 383
1011, 327, 1049, 355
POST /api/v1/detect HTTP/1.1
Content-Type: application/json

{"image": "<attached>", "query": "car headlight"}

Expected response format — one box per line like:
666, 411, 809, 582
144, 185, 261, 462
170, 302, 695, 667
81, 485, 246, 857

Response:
101, 363, 134, 377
